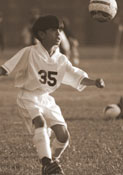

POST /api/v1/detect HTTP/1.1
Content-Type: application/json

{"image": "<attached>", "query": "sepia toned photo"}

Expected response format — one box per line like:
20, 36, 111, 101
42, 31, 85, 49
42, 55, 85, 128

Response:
0, 0, 122, 175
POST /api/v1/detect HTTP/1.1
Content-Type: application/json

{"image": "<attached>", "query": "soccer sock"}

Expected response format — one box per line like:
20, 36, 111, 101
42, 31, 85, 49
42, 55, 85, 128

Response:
33, 127, 52, 160
51, 138, 69, 159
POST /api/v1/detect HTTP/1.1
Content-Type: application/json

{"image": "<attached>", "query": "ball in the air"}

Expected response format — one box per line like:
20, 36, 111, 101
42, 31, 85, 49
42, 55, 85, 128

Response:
104, 104, 121, 118
88, 0, 118, 22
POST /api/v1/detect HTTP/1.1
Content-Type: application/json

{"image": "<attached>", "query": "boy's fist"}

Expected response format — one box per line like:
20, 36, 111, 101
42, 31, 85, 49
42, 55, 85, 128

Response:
95, 78, 105, 88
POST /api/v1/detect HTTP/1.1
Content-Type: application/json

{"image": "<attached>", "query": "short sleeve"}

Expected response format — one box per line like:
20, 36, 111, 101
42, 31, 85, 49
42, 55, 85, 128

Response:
62, 59, 88, 91
1, 47, 30, 75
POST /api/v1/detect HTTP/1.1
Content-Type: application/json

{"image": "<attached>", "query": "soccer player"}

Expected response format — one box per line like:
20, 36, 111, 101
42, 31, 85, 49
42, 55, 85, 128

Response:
60, 17, 80, 65
21, 8, 40, 46
0, 15, 105, 175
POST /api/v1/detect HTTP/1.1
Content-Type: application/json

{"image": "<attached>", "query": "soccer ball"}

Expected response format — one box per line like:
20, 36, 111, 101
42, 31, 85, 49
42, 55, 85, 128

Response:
88, 0, 118, 22
104, 104, 121, 118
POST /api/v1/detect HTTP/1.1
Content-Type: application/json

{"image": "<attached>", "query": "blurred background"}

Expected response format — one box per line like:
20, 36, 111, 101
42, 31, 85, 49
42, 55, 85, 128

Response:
0, 0, 123, 58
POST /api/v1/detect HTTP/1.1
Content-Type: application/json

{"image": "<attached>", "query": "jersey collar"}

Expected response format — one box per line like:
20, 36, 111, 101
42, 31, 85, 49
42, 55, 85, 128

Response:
35, 42, 60, 64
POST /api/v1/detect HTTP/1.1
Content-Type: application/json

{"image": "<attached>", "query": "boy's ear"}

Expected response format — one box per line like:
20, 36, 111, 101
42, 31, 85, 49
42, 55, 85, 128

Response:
38, 31, 45, 40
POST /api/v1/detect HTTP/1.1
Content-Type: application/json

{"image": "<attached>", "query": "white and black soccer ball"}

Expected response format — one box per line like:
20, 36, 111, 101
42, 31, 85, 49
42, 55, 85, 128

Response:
104, 104, 121, 118
89, 0, 118, 22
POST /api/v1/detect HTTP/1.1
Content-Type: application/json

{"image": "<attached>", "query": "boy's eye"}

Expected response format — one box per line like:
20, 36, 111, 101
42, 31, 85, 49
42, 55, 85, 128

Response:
51, 28, 63, 32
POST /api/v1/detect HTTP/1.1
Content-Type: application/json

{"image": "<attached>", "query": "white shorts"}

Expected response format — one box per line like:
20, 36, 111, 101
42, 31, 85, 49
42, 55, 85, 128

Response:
17, 89, 67, 134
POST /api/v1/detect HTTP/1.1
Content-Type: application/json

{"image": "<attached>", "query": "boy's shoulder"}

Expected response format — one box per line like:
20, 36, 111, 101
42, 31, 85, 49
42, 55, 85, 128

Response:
55, 48, 69, 64
18, 45, 32, 54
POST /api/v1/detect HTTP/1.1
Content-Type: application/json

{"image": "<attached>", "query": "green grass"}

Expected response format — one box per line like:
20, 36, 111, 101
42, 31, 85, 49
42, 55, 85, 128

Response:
0, 48, 123, 175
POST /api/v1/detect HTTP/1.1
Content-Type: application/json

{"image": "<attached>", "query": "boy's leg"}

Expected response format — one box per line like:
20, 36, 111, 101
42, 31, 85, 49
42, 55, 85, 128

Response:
32, 115, 52, 161
51, 124, 69, 160
17, 106, 65, 174
32, 116, 64, 174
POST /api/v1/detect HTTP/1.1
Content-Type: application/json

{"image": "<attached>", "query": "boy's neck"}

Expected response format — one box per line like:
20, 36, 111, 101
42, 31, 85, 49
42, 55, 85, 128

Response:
42, 42, 58, 56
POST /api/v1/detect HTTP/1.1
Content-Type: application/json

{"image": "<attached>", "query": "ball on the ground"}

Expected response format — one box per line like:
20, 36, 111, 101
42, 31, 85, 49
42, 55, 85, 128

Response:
104, 104, 121, 118
88, 0, 118, 22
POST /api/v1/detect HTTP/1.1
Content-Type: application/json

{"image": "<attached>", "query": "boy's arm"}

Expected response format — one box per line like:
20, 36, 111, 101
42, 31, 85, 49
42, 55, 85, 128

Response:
0, 47, 30, 75
0, 66, 8, 76
81, 77, 105, 88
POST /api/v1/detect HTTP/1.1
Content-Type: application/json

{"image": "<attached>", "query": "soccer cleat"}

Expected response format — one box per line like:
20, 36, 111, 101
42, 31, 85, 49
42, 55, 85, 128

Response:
42, 158, 64, 175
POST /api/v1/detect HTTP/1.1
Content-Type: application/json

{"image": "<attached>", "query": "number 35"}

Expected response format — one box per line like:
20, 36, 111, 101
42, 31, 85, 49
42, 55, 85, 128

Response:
38, 70, 58, 86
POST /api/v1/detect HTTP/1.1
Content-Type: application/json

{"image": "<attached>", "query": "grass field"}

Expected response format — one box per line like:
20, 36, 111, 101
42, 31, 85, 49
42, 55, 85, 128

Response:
0, 48, 123, 175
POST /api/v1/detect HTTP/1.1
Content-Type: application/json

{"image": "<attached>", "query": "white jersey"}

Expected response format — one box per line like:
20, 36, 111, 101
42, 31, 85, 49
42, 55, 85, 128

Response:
2, 42, 88, 94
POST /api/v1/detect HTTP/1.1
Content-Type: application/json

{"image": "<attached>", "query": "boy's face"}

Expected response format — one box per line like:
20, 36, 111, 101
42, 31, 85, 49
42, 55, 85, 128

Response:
39, 28, 62, 47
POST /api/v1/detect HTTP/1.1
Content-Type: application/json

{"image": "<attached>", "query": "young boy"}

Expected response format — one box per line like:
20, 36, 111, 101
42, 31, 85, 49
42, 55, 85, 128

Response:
0, 15, 105, 175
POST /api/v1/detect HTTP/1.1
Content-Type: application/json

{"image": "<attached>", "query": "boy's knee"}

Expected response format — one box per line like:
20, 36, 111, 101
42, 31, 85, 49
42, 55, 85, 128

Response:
52, 125, 70, 143
32, 115, 45, 128
59, 133, 69, 143
60, 130, 70, 143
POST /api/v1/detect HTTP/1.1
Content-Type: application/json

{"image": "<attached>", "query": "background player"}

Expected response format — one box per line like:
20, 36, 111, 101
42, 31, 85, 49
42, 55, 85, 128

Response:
116, 96, 123, 119
0, 15, 105, 174
60, 17, 80, 65
21, 8, 40, 46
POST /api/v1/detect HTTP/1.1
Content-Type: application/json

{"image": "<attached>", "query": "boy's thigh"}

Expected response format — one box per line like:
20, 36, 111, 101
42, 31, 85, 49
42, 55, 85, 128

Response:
17, 96, 67, 131
17, 106, 35, 134
45, 105, 67, 128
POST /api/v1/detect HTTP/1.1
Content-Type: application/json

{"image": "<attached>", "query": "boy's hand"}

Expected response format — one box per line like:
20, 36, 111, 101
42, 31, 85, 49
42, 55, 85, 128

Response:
95, 78, 105, 88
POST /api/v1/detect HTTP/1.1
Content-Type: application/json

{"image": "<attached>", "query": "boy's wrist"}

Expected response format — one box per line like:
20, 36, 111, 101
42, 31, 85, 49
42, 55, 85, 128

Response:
0, 67, 7, 76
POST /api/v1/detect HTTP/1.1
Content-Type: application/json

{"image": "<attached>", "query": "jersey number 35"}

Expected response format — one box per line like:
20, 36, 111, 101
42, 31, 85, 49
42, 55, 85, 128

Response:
38, 70, 58, 87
